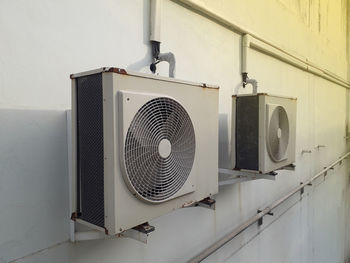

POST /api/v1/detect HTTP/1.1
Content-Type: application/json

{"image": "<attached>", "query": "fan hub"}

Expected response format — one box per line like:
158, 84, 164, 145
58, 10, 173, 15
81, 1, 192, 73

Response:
158, 139, 172, 158
277, 128, 282, 139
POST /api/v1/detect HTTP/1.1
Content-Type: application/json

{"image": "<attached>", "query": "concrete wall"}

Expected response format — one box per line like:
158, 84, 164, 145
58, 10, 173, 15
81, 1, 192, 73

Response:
0, 0, 349, 262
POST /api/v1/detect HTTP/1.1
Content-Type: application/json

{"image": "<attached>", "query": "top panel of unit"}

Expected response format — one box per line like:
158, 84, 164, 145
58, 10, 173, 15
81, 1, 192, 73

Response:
70, 67, 219, 90
232, 93, 297, 100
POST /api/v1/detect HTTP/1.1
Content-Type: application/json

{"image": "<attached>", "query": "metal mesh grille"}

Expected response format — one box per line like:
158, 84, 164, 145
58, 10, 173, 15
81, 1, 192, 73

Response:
76, 73, 104, 227
124, 97, 195, 202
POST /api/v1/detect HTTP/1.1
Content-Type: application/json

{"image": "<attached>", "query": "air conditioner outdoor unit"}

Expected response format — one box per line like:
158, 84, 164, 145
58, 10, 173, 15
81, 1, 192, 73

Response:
71, 67, 219, 235
232, 93, 297, 174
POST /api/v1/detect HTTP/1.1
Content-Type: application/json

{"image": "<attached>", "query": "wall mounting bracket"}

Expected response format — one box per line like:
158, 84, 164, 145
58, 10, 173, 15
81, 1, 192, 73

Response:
73, 222, 155, 244
218, 168, 276, 186
119, 222, 155, 244
218, 164, 296, 186
257, 209, 274, 226
183, 197, 216, 210
197, 197, 216, 210
277, 163, 296, 171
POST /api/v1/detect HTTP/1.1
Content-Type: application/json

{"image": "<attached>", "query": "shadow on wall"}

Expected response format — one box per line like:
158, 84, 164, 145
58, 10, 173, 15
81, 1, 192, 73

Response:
126, 0, 153, 72
0, 109, 69, 262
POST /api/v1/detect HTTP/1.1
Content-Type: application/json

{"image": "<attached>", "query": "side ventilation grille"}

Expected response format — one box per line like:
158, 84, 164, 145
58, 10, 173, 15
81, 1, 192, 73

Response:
76, 73, 105, 227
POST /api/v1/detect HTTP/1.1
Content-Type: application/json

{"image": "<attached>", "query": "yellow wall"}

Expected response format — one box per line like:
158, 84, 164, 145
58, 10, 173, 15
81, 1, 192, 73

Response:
179, 0, 350, 80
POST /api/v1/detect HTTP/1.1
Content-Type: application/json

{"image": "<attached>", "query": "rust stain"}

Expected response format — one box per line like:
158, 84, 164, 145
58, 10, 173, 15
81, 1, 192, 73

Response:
70, 212, 78, 221
198, 83, 219, 90
182, 200, 196, 208
259, 93, 297, 100
105, 67, 128, 75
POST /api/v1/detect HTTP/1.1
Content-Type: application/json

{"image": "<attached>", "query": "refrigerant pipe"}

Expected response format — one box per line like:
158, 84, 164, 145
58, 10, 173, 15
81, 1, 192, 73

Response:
150, 0, 176, 77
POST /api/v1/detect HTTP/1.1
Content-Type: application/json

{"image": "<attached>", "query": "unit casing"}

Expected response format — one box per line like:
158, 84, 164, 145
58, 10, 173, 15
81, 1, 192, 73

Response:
232, 93, 296, 174
71, 67, 219, 235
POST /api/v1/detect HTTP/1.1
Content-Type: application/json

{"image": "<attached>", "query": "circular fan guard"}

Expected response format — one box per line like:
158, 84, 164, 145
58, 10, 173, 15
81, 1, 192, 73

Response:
267, 106, 289, 162
124, 97, 195, 203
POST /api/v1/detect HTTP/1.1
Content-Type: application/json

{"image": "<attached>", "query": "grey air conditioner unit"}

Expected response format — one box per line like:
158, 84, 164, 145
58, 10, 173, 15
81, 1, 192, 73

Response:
71, 67, 219, 235
232, 93, 297, 174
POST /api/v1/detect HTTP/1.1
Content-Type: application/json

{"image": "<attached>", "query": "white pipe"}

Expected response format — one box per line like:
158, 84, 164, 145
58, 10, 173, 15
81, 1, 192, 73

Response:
241, 34, 350, 89
149, 0, 176, 77
241, 34, 250, 74
188, 152, 350, 262
173, 0, 350, 89
245, 78, 258, 94
150, 0, 162, 42
158, 52, 176, 77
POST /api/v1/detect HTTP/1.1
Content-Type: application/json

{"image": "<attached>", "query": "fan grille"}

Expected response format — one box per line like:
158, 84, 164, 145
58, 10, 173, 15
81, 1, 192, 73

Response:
267, 105, 289, 162
124, 97, 195, 202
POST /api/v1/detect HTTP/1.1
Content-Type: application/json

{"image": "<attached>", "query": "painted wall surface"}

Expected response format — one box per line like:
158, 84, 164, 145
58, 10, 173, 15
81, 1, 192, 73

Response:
0, 0, 349, 263
182, 0, 350, 80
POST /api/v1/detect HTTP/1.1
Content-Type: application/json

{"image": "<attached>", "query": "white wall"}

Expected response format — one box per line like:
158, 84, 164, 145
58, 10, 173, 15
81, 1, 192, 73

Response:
0, 0, 349, 262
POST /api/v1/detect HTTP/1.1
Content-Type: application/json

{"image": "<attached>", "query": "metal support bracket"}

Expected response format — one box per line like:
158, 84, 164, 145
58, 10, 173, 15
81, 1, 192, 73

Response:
73, 222, 155, 244
219, 168, 276, 186
219, 164, 295, 186
197, 197, 216, 210
300, 182, 313, 196
300, 182, 304, 195
120, 222, 155, 244
323, 166, 334, 178
183, 197, 216, 210
257, 209, 273, 226
277, 163, 296, 171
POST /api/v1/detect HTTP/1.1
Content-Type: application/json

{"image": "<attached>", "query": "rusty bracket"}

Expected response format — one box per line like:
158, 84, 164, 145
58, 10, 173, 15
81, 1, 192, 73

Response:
70, 212, 82, 221
183, 197, 216, 210
196, 197, 216, 210
132, 222, 155, 234
119, 222, 155, 244
257, 210, 274, 226
71, 212, 78, 221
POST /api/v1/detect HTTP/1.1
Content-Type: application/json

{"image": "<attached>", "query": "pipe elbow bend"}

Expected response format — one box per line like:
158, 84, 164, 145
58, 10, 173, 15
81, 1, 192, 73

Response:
158, 52, 176, 78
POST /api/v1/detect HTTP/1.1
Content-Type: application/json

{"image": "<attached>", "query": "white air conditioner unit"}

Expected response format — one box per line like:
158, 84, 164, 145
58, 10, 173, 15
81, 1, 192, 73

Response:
71, 67, 219, 235
232, 93, 296, 173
